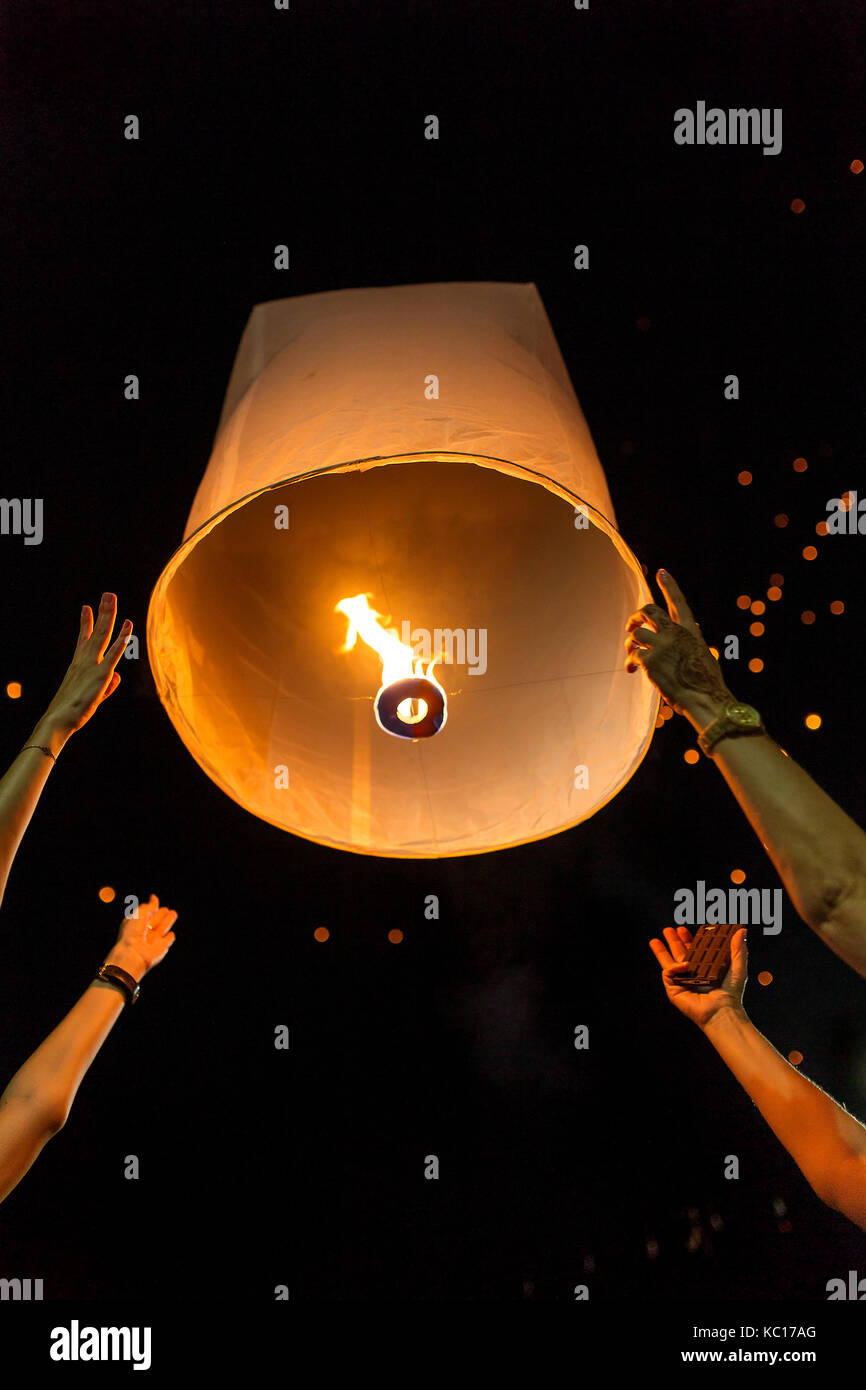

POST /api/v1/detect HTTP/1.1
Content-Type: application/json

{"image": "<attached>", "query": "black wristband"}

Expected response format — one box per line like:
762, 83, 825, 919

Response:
95, 963, 141, 1005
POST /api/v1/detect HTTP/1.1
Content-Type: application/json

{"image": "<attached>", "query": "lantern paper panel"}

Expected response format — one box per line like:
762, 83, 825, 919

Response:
147, 282, 657, 857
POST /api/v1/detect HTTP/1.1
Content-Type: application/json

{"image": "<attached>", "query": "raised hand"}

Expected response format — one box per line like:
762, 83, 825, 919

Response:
106, 894, 178, 981
649, 925, 748, 1030
43, 594, 132, 737
624, 569, 732, 719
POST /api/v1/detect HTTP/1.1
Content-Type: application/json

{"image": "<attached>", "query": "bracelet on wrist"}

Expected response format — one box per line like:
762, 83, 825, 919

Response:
95, 963, 141, 1005
21, 743, 56, 763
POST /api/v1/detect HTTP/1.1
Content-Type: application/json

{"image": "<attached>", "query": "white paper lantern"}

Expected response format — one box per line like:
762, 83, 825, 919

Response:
147, 282, 657, 857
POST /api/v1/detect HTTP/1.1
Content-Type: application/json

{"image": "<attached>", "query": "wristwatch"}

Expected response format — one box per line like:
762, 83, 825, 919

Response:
698, 700, 765, 757
96, 963, 141, 1005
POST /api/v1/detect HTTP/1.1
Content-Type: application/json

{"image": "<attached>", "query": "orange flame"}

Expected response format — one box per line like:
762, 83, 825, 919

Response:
335, 593, 446, 726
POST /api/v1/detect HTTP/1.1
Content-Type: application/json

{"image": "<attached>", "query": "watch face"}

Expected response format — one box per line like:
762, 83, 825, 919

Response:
729, 703, 761, 728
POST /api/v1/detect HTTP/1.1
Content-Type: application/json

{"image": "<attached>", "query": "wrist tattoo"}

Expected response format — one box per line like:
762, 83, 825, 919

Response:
671, 628, 730, 703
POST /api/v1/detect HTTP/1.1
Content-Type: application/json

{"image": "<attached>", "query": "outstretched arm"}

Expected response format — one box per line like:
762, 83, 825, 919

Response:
628, 570, 866, 979
0, 594, 132, 911
651, 927, 866, 1230
0, 895, 177, 1205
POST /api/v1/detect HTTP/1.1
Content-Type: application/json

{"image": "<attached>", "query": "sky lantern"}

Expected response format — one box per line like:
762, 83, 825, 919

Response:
146, 282, 657, 857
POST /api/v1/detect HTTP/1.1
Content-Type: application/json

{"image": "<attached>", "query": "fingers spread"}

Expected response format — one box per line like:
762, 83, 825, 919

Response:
93, 593, 118, 661
78, 605, 94, 647
106, 623, 132, 667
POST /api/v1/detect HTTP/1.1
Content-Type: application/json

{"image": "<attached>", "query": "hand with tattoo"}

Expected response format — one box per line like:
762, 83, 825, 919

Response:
625, 569, 736, 730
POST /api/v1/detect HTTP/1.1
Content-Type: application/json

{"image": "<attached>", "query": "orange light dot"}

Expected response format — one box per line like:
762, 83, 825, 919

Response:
841, 492, 853, 510
815, 520, 828, 536
737, 470, 752, 486
684, 749, 700, 765
769, 573, 784, 586
6, 682, 21, 699
314, 927, 330, 942
655, 713, 665, 729
98, 885, 116, 903
757, 971, 773, 986
661, 705, 674, 721
788, 1050, 803, 1066
792, 457, 808, 473
709, 646, 720, 660
766, 586, 782, 601
830, 600, 845, 615
851, 159, 864, 174
802, 545, 817, 560
801, 611, 816, 625
736, 594, 751, 609
750, 621, 765, 636
774, 513, 789, 528
750, 600, 766, 615
388, 928, 404, 944
730, 869, 746, 884
790, 198, 805, 214
805, 713, 822, 730
748, 657, 764, 673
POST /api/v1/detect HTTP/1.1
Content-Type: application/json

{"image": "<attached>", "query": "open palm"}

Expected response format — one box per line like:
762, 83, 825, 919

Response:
649, 925, 749, 1028
44, 594, 132, 735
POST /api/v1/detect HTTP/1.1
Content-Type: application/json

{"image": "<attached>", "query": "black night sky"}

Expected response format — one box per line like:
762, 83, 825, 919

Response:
1, 0, 864, 1317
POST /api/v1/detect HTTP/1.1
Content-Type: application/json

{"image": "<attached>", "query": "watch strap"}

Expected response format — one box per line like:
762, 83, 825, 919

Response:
96, 963, 141, 1005
698, 702, 765, 757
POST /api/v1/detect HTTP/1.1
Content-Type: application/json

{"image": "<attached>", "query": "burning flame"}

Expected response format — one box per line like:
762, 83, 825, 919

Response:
335, 593, 445, 726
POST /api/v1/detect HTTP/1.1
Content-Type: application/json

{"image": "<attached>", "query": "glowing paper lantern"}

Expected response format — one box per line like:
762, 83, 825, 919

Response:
147, 282, 657, 857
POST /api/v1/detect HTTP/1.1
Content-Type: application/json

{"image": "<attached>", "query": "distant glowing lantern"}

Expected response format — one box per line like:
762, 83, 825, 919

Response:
147, 282, 656, 856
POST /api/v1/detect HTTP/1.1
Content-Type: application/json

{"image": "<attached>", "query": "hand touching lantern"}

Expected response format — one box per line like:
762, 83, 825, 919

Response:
626, 567, 866, 980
